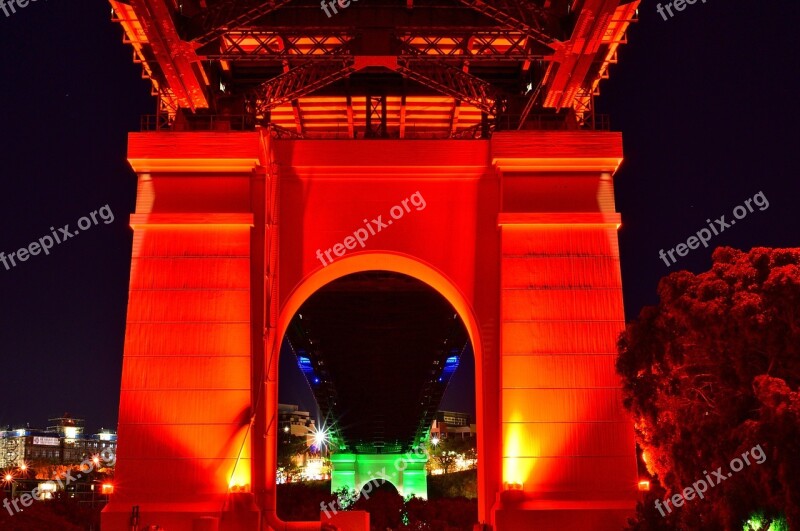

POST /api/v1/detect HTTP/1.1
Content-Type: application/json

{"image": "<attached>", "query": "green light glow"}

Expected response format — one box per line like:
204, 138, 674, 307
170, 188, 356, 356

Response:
330, 452, 429, 499
743, 514, 788, 531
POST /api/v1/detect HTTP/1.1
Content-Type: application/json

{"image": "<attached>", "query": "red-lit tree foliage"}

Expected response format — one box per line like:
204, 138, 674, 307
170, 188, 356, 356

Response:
617, 247, 800, 530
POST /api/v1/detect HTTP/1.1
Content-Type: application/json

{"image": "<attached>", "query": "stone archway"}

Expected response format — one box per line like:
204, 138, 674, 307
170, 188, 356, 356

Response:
104, 130, 639, 531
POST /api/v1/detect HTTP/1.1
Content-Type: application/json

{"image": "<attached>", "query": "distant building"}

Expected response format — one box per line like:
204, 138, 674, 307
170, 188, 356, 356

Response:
278, 404, 316, 444
430, 410, 476, 440
276, 405, 328, 483
0, 415, 117, 469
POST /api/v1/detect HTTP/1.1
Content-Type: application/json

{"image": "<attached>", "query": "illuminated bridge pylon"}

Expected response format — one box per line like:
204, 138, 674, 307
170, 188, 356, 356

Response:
105, 0, 641, 529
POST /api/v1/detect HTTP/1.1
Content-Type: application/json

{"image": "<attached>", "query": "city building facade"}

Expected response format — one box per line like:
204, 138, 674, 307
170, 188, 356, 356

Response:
1, 416, 117, 469
277, 403, 316, 442
430, 411, 476, 441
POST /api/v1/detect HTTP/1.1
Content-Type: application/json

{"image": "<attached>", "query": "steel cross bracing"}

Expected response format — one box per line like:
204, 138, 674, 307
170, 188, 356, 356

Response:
196, 28, 552, 63
397, 45, 503, 116
180, 0, 293, 45
114, 0, 639, 134
239, 36, 505, 117
199, 29, 357, 61
252, 59, 356, 116
453, 0, 562, 50
186, 0, 563, 49
395, 29, 553, 61
365, 95, 389, 138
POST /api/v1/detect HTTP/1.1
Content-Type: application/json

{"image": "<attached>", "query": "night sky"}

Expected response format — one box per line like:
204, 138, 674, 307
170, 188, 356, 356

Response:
0, 1, 798, 432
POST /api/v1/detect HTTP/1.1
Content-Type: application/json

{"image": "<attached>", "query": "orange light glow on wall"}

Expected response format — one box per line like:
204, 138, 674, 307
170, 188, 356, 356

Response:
502, 413, 535, 487
227, 424, 252, 493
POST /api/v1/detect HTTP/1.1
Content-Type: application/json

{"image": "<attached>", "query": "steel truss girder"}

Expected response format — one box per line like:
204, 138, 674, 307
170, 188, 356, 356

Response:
572, 86, 595, 127
397, 56, 502, 116
265, 122, 304, 139
252, 59, 355, 116
365, 95, 388, 138
183, 0, 294, 45
454, 0, 560, 50
247, 42, 504, 118
196, 28, 552, 62
400, 63, 495, 115
200, 29, 357, 61
395, 29, 552, 61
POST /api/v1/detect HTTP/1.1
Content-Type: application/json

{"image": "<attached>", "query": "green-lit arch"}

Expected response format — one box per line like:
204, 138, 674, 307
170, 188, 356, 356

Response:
331, 451, 429, 500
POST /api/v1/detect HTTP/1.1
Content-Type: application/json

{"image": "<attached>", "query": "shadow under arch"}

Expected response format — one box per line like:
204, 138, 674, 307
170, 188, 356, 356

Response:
356, 477, 399, 497
276, 252, 483, 353
266, 251, 485, 529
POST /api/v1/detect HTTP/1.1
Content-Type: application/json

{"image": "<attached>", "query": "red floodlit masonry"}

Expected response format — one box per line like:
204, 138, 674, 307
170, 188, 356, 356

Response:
101, 131, 638, 530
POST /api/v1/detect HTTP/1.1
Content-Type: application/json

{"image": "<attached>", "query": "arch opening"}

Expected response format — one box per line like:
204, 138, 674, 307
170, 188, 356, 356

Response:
357, 478, 398, 498
272, 255, 483, 525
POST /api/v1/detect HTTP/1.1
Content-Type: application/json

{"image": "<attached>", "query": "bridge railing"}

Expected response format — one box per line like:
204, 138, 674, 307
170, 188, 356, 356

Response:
139, 113, 611, 134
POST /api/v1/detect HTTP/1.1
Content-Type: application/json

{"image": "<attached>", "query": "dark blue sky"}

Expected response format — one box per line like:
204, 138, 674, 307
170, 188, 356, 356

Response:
0, 1, 798, 431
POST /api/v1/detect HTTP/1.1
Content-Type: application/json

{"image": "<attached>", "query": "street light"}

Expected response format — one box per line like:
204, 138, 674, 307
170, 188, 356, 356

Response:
3, 472, 15, 499
312, 426, 329, 449
431, 437, 440, 447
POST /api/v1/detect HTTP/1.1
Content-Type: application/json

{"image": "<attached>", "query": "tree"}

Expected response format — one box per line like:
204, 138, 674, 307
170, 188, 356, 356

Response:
352, 485, 405, 530
277, 434, 308, 483
429, 436, 476, 475
448, 436, 477, 470
617, 247, 800, 529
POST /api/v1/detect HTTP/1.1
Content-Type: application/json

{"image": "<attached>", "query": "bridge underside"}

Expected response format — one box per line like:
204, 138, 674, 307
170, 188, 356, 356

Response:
285, 272, 470, 456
